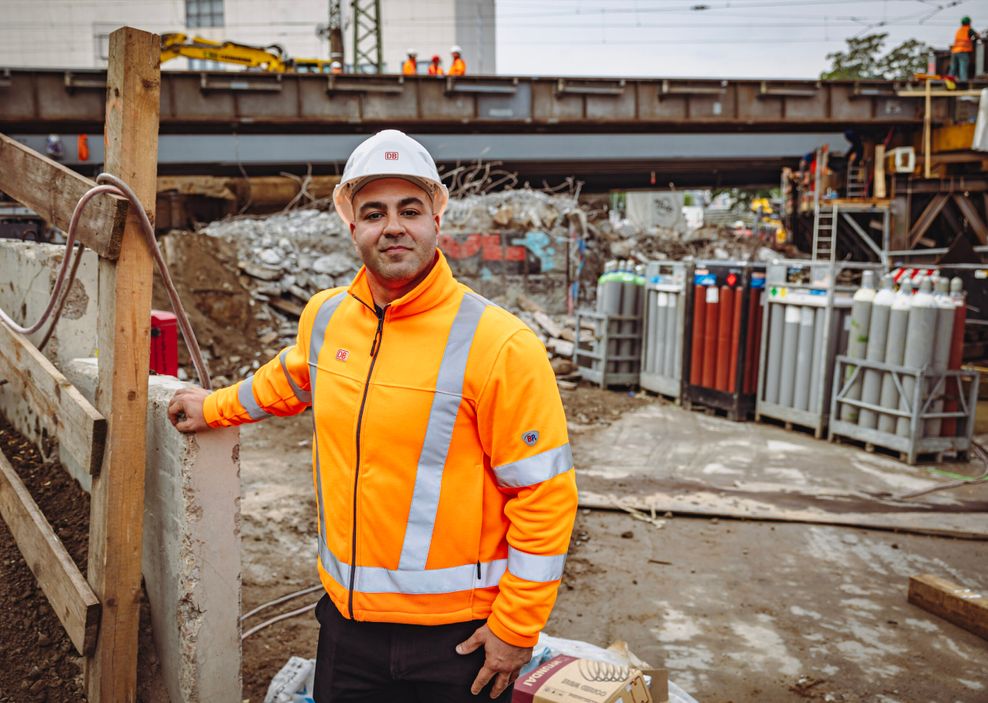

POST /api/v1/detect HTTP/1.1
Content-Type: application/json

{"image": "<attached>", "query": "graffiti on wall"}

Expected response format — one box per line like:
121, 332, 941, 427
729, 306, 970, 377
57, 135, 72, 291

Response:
439, 231, 558, 278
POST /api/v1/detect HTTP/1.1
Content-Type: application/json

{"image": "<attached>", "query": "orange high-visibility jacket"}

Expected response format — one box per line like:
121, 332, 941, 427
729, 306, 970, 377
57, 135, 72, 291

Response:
402, 58, 417, 75
952, 26, 974, 53
428, 63, 444, 76
204, 251, 578, 647
450, 57, 466, 76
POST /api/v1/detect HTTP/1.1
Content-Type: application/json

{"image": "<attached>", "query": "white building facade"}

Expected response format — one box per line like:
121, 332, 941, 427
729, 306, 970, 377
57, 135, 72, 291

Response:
0, 0, 495, 74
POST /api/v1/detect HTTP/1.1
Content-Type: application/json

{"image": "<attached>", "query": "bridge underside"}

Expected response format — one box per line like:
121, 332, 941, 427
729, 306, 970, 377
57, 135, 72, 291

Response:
12, 132, 844, 190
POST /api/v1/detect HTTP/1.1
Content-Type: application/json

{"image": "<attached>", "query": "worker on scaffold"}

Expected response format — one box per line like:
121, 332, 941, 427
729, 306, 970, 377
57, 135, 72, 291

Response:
949, 16, 977, 82
428, 54, 444, 76
168, 129, 578, 702
449, 45, 466, 76
403, 49, 418, 75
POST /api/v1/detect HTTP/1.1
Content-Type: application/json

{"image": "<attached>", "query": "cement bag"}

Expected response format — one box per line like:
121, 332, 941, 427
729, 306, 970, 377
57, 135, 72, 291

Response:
264, 656, 316, 703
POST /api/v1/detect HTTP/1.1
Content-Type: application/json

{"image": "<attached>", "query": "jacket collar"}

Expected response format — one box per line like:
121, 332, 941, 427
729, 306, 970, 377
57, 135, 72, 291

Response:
347, 249, 459, 319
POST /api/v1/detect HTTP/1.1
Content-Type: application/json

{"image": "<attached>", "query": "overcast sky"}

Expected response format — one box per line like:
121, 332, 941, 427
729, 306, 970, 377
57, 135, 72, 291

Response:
495, 0, 983, 78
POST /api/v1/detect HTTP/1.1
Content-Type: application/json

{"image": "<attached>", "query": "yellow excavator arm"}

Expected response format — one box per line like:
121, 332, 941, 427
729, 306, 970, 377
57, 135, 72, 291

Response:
160, 33, 289, 72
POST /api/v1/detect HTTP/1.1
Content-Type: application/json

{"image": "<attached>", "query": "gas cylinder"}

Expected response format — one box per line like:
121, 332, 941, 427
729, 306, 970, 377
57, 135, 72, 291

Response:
858, 274, 895, 429
941, 277, 967, 437
763, 303, 785, 405
839, 270, 876, 422
896, 277, 938, 436
877, 278, 912, 434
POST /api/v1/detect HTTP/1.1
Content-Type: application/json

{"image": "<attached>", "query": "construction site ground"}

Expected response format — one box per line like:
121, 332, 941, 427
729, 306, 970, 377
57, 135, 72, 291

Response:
239, 385, 988, 703
1, 385, 986, 701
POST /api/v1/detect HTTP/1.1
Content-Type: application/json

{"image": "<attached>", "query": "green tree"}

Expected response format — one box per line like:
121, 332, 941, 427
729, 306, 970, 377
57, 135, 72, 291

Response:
821, 33, 931, 80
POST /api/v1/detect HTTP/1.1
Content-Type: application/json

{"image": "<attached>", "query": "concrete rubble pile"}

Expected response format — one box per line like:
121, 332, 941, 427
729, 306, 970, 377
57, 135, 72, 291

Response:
158, 188, 788, 384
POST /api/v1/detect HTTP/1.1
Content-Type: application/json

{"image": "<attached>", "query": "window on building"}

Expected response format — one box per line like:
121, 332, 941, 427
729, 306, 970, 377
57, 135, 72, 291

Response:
186, 0, 224, 28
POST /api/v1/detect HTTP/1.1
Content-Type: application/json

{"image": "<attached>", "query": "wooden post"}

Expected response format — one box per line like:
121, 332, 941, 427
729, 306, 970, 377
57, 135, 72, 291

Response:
923, 78, 932, 179
85, 27, 160, 702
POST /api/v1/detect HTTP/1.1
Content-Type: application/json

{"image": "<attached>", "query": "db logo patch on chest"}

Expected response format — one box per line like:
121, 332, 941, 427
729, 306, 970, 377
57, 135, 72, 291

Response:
522, 430, 539, 447
335, 348, 350, 362
384, 151, 399, 160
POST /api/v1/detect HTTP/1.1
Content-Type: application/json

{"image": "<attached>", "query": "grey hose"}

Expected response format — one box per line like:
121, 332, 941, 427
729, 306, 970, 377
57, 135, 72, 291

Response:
0, 174, 212, 390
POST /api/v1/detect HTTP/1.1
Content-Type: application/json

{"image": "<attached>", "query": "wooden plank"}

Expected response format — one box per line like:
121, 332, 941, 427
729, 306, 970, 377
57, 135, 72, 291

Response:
908, 574, 988, 641
533, 311, 564, 339
85, 27, 160, 703
0, 450, 101, 655
953, 194, 988, 245
0, 321, 106, 476
0, 133, 128, 260
579, 490, 988, 540
908, 193, 948, 247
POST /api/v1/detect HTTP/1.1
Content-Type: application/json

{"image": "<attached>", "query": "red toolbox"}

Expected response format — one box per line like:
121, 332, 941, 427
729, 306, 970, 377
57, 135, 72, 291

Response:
150, 310, 178, 377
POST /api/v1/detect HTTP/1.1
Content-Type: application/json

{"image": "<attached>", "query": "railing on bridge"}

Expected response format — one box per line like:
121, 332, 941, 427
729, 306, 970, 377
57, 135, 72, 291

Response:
1, 69, 978, 134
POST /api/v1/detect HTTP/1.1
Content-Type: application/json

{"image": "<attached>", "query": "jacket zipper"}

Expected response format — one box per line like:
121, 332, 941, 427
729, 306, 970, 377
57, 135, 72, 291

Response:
348, 301, 386, 619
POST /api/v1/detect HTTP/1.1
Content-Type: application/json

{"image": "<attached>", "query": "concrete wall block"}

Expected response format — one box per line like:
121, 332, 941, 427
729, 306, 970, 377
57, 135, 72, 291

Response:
0, 240, 99, 370
64, 359, 242, 703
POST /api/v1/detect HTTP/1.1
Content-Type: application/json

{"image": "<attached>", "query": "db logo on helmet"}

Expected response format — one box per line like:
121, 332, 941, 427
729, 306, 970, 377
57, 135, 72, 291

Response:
385, 151, 399, 160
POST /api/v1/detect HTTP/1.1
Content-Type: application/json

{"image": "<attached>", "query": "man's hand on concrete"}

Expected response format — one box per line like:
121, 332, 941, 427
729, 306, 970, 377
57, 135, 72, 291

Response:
167, 387, 211, 433
456, 623, 533, 698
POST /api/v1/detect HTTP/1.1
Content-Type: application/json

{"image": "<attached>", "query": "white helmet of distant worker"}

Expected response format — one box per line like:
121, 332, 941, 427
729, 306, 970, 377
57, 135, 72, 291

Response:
333, 129, 449, 228
450, 45, 462, 54
407, 48, 417, 56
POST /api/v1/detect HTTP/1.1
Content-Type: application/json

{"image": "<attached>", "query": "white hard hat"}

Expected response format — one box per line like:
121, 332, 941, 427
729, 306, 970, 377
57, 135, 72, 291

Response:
407, 48, 417, 55
330, 60, 342, 68
333, 129, 449, 228
450, 45, 462, 54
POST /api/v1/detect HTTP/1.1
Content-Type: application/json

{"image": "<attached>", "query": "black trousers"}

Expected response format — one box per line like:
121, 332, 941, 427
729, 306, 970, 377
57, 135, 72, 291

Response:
313, 595, 514, 703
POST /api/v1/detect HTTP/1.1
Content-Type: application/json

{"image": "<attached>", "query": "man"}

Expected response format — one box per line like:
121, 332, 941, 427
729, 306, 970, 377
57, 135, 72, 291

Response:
428, 54, 444, 76
330, 60, 343, 75
949, 16, 976, 82
449, 45, 466, 76
168, 129, 578, 702
402, 49, 418, 75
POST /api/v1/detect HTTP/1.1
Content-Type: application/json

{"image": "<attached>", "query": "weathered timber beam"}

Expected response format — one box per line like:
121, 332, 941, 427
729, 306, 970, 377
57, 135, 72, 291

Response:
908, 193, 949, 247
952, 193, 988, 245
908, 574, 988, 641
0, 449, 101, 655
0, 321, 106, 476
0, 132, 128, 260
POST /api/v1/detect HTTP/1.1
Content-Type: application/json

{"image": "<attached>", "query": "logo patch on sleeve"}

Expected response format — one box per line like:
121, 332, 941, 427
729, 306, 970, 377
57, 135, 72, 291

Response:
335, 348, 350, 362
522, 430, 540, 447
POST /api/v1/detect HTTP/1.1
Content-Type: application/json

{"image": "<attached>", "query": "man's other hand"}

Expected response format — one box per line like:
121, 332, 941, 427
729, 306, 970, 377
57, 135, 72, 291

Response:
456, 623, 533, 698
167, 387, 211, 433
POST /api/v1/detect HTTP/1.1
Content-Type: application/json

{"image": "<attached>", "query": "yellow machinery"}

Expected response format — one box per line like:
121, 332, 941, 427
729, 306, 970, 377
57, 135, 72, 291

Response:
160, 33, 338, 73
160, 33, 289, 72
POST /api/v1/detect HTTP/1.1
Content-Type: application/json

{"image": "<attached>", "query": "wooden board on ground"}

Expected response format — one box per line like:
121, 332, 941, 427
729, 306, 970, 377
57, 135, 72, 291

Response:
0, 321, 106, 476
0, 450, 100, 655
579, 490, 988, 540
908, 574, 988, 641
0, 133, 127, 260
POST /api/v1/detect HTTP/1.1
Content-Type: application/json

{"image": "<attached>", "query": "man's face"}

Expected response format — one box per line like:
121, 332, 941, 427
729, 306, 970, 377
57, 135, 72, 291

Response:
350, 178, 439, 294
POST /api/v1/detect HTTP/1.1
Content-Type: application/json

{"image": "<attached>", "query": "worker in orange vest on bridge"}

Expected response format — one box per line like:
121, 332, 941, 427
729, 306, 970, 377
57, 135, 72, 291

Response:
402, 49, 418, 75
949, 16, 977, 81
449, 45, 466, 76
428, 54, 444, 76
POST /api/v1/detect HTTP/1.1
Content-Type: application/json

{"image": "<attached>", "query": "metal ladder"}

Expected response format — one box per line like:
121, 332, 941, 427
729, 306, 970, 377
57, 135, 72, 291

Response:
812, 202, 837, 263
846, 163, 868, 198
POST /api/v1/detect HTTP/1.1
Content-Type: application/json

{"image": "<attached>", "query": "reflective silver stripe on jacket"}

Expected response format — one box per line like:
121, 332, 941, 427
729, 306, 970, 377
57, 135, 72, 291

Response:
493, 443, 573, 488
308, 292, 347, 543
397, 292, 488, 571
507, 546, 566, 582
279, 349, 312, 404
320, 541, 507, 594
237, 376, 268, 420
